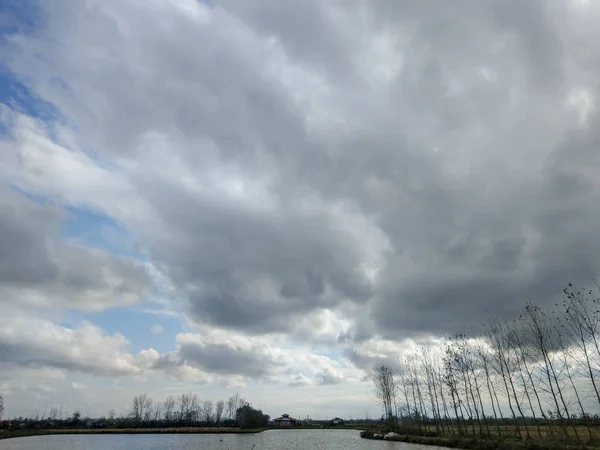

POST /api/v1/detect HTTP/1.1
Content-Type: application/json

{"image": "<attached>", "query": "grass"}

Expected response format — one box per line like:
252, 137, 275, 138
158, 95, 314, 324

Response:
0, 427, 266, 440
360, 427, 600, 450
418, 424, 600, 444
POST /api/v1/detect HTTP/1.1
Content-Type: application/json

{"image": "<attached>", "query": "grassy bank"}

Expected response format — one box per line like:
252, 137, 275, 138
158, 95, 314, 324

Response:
0, 427, 265, 441
360, 430, 600, 450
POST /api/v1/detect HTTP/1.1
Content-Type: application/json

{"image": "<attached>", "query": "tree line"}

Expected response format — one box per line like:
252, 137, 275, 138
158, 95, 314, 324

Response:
0, 392, 269, 430
127, 392, 268, 428
372, 282, 600, 445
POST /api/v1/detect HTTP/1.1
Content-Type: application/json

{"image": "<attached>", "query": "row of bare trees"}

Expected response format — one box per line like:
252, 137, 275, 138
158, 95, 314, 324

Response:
128, 392, 247, 426
0, 393, 264, 431
372, 283, 600, 444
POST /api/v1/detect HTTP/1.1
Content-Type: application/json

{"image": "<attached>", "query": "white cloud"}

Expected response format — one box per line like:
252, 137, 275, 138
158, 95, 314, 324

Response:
0, 314, 147, 377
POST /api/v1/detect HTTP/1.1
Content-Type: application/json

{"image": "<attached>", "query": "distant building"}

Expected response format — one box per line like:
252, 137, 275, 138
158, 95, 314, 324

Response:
329, 417, 344, 426
273, 413, 298, 427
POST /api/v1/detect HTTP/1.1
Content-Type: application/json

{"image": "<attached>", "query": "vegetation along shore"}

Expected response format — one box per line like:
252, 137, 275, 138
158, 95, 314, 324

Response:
363, 282, 600, 450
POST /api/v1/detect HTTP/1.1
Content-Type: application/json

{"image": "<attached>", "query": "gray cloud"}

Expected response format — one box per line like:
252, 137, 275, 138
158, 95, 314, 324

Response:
152, 334, 284, 380
342, 348, 395, 373
0, 188, 150, 312
3, 0, 600, 347
316, 370, 344, 386
141, 181, 372, 332
0, 189, 60, 286
0, 342, 133, 377
155, 341, 282, 380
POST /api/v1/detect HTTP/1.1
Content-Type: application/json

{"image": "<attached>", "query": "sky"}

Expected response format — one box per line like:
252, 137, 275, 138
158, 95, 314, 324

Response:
1, 0, 600, 421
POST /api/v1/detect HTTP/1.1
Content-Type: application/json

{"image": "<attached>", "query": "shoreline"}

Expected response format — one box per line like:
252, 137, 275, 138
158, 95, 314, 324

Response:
0, 427, 266, 441
0, 426, 364, 442
360, 430, 600, 450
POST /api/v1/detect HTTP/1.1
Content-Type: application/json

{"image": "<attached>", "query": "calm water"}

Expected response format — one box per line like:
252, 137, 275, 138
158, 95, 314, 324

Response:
0, 429, 453, 450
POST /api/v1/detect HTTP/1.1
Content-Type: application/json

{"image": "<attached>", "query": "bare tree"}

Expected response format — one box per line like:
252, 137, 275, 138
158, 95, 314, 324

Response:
371, 364, 396, 427
419, 344, 444, 434
561, 284, 600, 407
226, 395, 238, 421
524, 303, 575, 439
131, 393, 154, 423
202, 400, 213, 424
475, 340, 504, 436
49, 406, 61, 421
507, 322, 543, 438
215, 400, 225, 424
0, 394, 4, 419
163, 396, 176, 422
153, 402, 162, 422
554, 314, 587, 437
178, 393, 190, 423
188, 393, 200, 424
236, 396, 246, 412
443, 346, 465, 435
487, 320, 524, 438
397, 359, 415, 427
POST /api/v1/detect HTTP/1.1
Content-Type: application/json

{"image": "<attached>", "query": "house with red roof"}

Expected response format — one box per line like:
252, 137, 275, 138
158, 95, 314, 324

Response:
273, 413, 298, 427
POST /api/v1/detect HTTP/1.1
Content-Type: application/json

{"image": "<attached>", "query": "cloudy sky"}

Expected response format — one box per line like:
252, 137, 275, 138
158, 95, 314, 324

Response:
1, 0, 600, 420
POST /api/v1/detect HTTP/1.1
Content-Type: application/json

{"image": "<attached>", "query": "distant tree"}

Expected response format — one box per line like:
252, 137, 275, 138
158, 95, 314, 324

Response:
177, 393, 190, 423
153, 402, 162, 422
215, 400, 225, 424
49, 405, 66, 421
108, 409, 116, 420
188, 394, 200, 424
226, 395, 238, 421
130, 394, 153, 423
235, 403, 269, 429
0, 394, 4, 419
163, 397, 176, 422
202, 400, 213, 424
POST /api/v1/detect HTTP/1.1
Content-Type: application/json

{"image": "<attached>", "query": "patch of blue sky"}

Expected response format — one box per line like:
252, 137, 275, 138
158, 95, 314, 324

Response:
0, 0, 45, 36
65, 305, 181, 354
313, 349, 343, 364
5, 188, 140, 262
1, 2, 71, 135
2, 4, 121, 171
314, 349, 341, 359
1, 0, 56, 122
61, 206, 140, 259
0, 76, 123, 178
0, 69, 65, 139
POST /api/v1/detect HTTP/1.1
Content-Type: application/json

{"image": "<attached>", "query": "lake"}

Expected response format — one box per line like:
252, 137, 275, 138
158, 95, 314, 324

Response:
0, 429, 453, 449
